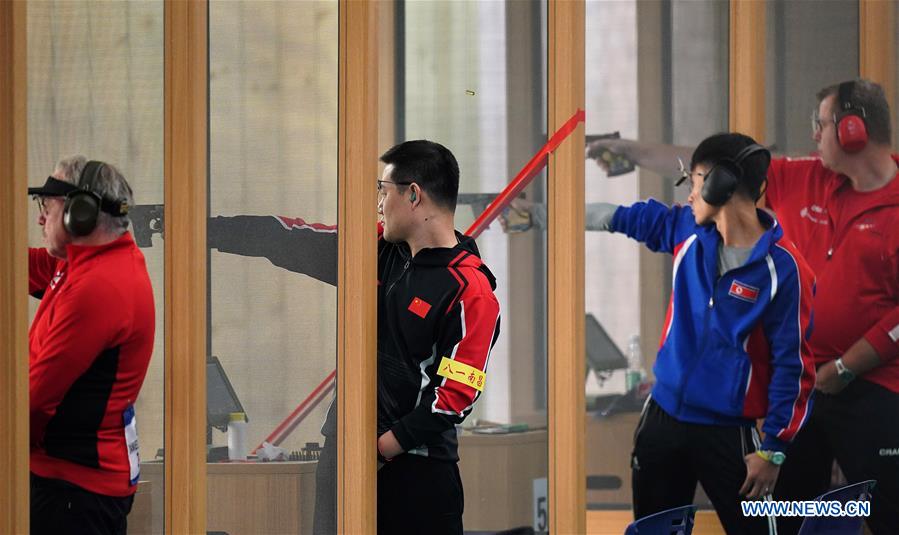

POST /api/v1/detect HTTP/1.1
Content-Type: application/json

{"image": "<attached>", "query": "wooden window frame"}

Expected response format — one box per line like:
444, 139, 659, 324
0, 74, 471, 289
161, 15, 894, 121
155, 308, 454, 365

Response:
547, 1, 585, 532
860, 0, 896, 150
0, 1, 29, 532
337, 0, 379, 531
4, 0, 587, 531
163, 0, 382, 531
164, 0, 208, 532
6, 0, 895, 530
730, 0, 766, 137
730, 0, 897, 140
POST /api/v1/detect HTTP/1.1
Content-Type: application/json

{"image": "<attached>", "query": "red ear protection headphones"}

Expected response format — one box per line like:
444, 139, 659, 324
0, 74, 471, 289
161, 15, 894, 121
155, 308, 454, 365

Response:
836, 81, 868, 153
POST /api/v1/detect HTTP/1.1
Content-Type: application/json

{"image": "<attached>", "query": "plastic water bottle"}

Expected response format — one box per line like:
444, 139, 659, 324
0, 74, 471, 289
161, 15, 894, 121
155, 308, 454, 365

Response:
227, 411, 248, 461
626, 335, 645, 392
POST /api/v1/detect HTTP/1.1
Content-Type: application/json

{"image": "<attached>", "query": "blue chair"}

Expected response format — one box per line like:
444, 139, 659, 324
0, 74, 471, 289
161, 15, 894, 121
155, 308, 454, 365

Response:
624, 505, 696, 535
797, 479, 876, 535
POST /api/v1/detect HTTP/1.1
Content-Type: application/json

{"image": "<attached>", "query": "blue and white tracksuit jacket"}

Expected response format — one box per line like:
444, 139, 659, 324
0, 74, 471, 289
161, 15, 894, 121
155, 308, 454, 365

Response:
610, 200, 816, 452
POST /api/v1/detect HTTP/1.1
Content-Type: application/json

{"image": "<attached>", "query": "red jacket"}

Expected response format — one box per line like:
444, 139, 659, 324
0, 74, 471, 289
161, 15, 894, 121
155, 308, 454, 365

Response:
29, 233, 155, 496
767, 155, 899, 393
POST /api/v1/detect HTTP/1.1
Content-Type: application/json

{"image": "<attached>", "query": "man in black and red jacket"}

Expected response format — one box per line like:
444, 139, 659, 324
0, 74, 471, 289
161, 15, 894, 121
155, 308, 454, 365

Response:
27, 156, 155, 535
373, 140, 500, 535
204, 140, 501, 534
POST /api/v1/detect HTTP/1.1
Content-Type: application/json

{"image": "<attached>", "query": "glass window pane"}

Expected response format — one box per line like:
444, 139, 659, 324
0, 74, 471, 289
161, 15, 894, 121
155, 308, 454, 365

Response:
27, 2, 164, 532
765, 0, 858, 155
671, 0, 729, 173
583, 1, 641, 518
584, 1, 728, 529
391, 1, 548, 531
208, 2, 338, 533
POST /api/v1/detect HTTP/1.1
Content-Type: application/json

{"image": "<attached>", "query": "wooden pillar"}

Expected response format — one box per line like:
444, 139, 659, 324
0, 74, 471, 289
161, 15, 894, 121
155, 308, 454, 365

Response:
337, 0, 379, 532
547, 0, 585, 532
729, 0, 766, 138
859, 0, 896, 150
0, 1, 29, 531
164, 1, 208, 532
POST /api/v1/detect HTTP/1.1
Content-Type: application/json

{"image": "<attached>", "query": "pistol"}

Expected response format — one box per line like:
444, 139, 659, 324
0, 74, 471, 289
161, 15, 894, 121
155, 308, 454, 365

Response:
585, 131, 636, 177
456, 193, 501, 218
456, 193, 531, 233
129, 204, 165, 248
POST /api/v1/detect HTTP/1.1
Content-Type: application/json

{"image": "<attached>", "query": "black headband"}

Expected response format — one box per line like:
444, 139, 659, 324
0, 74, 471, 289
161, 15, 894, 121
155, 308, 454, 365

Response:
27, 176, 130, 216
28, 176, 81, 197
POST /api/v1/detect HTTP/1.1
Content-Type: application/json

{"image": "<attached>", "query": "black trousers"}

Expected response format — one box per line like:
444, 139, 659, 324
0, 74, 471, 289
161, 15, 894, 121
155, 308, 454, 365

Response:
313, 435, 338, 535
30, 474, 134, 535
632, 398, 772, 535
315, 441, 465, 535
774, 379, 899, 535
378, 453, 464, 535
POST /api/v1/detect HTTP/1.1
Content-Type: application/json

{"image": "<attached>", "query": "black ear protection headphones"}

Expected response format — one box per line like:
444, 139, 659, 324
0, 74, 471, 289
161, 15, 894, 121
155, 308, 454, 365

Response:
835, 80, 869, 153
701, 143, 771, 206
63, 161, 129, 236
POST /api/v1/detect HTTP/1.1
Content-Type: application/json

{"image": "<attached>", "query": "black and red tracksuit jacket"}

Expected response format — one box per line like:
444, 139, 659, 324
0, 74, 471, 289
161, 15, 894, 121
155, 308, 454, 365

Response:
206, 215, 501, 461
28, 233, 155, 496
377, 229, 500, 463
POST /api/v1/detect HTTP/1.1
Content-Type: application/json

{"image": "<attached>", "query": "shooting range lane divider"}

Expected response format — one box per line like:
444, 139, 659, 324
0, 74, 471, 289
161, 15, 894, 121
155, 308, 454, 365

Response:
465, 108, 585, 238
257, 109, 584, 451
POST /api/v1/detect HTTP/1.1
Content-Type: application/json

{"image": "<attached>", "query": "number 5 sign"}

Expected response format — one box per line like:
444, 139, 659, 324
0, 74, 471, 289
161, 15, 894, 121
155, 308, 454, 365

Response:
533, 476, 548, 533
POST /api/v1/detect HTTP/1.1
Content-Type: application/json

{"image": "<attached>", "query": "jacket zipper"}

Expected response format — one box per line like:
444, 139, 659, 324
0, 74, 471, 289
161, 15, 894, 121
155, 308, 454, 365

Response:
675, 254, 754, 414
675, 276, 717, 414
386, 259, 411, 296
826, 206, 836, 260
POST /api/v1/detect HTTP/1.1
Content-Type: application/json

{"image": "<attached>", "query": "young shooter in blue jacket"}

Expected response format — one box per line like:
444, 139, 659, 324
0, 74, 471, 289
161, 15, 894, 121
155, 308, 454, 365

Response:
596, 133, 817, 534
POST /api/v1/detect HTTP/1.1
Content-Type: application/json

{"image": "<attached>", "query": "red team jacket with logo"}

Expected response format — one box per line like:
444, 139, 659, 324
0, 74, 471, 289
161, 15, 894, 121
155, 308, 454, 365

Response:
377, 227, 500, 463
767, 156, 899, 393
28, 233, 155, 496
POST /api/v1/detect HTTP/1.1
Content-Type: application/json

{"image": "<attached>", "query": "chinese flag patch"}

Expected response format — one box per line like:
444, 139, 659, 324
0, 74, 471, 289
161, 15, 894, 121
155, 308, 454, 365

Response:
729, 280, 759, 303
408, 297, 432, 318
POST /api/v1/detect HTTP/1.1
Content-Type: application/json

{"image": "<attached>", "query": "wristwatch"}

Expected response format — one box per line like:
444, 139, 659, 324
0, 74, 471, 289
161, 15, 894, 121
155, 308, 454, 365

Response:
834, 357, 856, 383
756, 450, 786, 466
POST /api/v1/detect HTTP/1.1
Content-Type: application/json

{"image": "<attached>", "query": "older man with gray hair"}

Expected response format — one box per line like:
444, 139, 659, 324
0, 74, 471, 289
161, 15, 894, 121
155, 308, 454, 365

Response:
27, 155, 155, 534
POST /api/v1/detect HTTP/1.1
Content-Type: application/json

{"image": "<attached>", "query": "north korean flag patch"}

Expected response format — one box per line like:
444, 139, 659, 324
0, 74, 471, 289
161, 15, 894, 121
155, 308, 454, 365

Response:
408, 297, 432, 318
729, 280, 759, 303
